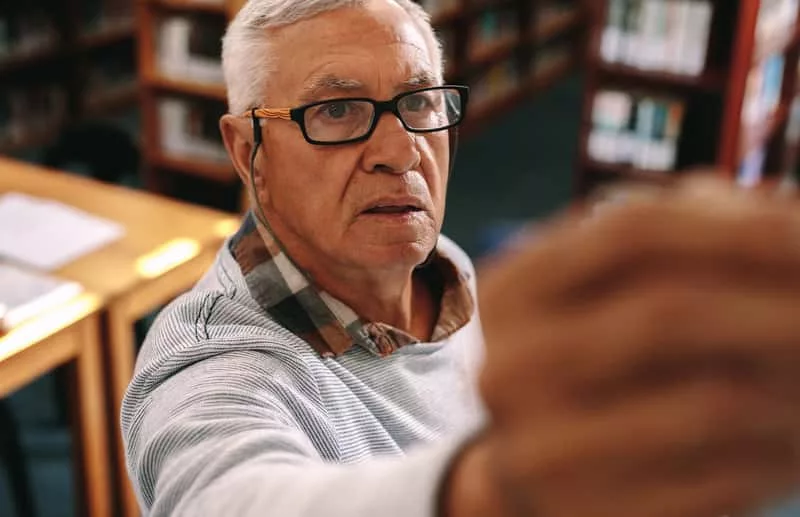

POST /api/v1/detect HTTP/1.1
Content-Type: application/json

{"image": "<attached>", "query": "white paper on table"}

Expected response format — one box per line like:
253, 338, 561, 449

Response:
0, 192, 125, 271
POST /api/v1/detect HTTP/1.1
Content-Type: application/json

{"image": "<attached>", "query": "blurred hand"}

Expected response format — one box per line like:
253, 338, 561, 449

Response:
447, 175, 800, 517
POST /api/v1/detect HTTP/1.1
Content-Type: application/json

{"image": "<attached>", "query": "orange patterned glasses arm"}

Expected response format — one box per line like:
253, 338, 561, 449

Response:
241, 108, 292, 120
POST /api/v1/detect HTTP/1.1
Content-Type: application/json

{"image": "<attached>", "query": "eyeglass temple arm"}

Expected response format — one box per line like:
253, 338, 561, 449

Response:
241, 108, 292, 120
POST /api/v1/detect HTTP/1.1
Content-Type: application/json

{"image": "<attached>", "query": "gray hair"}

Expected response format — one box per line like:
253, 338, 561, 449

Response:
221, 0, 444, 114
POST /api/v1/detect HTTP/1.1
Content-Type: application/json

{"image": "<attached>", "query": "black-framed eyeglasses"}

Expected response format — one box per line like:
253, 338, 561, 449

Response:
241, 85, 470, 145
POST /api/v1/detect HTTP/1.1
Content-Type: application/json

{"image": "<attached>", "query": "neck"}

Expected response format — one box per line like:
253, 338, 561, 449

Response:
256, 222, 437, 341
316, 260, 437, 341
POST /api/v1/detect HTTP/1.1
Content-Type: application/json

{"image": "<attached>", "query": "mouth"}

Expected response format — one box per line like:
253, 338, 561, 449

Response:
362, 205, 424, 215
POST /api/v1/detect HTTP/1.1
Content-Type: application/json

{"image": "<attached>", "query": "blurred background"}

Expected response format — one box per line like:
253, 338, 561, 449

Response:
1, 0, 799, 516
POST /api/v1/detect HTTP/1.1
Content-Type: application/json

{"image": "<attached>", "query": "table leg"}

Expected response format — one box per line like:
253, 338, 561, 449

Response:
107, 309, 141, 517
74, 314, 112, 517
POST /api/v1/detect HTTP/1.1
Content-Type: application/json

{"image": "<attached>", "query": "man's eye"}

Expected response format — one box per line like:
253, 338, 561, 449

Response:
321, 101, 354, 119
404, 94, 432, 111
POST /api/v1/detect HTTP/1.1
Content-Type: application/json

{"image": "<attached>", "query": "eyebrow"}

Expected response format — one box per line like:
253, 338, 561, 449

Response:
299, 75, 365, 103
298, 70, 439, 103
402, 70, 437, 90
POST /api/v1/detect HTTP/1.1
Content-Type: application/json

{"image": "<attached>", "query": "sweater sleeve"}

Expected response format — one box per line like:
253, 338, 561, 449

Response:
121, 348, 468, 517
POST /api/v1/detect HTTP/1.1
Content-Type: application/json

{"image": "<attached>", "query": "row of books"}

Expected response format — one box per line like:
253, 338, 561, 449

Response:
588, 89, 685, 172
0, 85, 68, 150
0, 9, 60, 59
158, 14, 226, 86
153, 2, 579, 87
158, 97, 229, 163
600, 0, 712, 77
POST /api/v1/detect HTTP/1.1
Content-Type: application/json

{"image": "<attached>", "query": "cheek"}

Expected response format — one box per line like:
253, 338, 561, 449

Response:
419, 132, 451, 200
263, 131, 360, 225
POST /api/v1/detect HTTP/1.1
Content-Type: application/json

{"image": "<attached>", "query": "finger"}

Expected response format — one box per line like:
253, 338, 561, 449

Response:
622, 459, 800, 517
481, 188, 800, 312
525, 463, 798, 517
488, 378, 800, 517
482, 276, 800, 404
494, 374, 799, 479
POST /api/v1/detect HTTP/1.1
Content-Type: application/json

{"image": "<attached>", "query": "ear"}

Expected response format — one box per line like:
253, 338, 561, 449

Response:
220, 113, 257, 188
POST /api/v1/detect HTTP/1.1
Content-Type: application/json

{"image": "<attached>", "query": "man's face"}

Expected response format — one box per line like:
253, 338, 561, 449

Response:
256, 0, 450, 273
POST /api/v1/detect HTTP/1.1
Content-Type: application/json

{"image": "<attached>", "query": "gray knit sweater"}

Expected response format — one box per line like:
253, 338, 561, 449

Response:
121, 235, 486, 516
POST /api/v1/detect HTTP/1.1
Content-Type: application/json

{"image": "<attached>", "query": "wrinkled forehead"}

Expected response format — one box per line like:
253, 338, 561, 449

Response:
265, 2, 437, 104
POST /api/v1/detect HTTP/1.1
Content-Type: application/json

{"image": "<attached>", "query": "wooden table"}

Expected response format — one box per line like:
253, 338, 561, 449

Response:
0, 157, 240, 517
0, 293, 111, 517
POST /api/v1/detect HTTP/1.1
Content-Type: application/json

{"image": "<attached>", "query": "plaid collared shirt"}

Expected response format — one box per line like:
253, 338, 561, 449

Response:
229, 212, 475, 357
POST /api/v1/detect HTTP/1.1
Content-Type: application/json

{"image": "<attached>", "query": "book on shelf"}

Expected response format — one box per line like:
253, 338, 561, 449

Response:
588, 89, 685, 172
0, 262, 84, 334
755, 0, 799, 51
85, 45, 137, 99
157, 14, 226, 85
0, 8, 60, 59
600, 0, 712, 77
0, 83, 68, 149
468, 59, 520, 111
469, 7, 519, 59
742, 54, 785, 126
533, 41, 573, 78
738, 146, 766, 187
81, 0, 134, 32
535, 1, 580, 39
158, 97, 228, 162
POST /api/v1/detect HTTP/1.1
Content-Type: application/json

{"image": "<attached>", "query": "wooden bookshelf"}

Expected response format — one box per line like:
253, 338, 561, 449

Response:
145, 73, 228, 101
0, 2, 138, 155
595, 61, 727, 91
534, 8, 585, 43
532, 52, 581, 94
456, 0, 588, 134
0, 125, 67, 156
470, 34, 521, 68
137, 0, 588, 208
0, 45, 63, 75
79, 20, 137, 49
585, 159, 676, 184
575, 0, 800, 197
153, 0, 228, 14
83, 81, 140, 116
149, 151, 234, 181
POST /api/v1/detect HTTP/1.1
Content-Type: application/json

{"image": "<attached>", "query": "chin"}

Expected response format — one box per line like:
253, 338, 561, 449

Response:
345, 213, 439, 268
352, 236, 437, 270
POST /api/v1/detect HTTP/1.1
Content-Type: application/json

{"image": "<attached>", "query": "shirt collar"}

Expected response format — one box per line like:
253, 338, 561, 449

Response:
229, 212, 474, 357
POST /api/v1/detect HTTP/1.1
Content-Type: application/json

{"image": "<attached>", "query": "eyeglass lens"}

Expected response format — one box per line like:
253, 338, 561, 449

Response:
303, 87, 463, 143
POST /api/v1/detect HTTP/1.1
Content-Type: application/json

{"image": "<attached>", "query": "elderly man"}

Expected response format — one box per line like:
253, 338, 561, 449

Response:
122, 0, 800, 516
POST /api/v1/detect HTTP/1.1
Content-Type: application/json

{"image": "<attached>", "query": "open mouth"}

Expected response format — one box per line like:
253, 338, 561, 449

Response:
363, 205, 423, 215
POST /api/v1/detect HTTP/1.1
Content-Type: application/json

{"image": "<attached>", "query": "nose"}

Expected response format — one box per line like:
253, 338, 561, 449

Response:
361, 112, 421, 174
